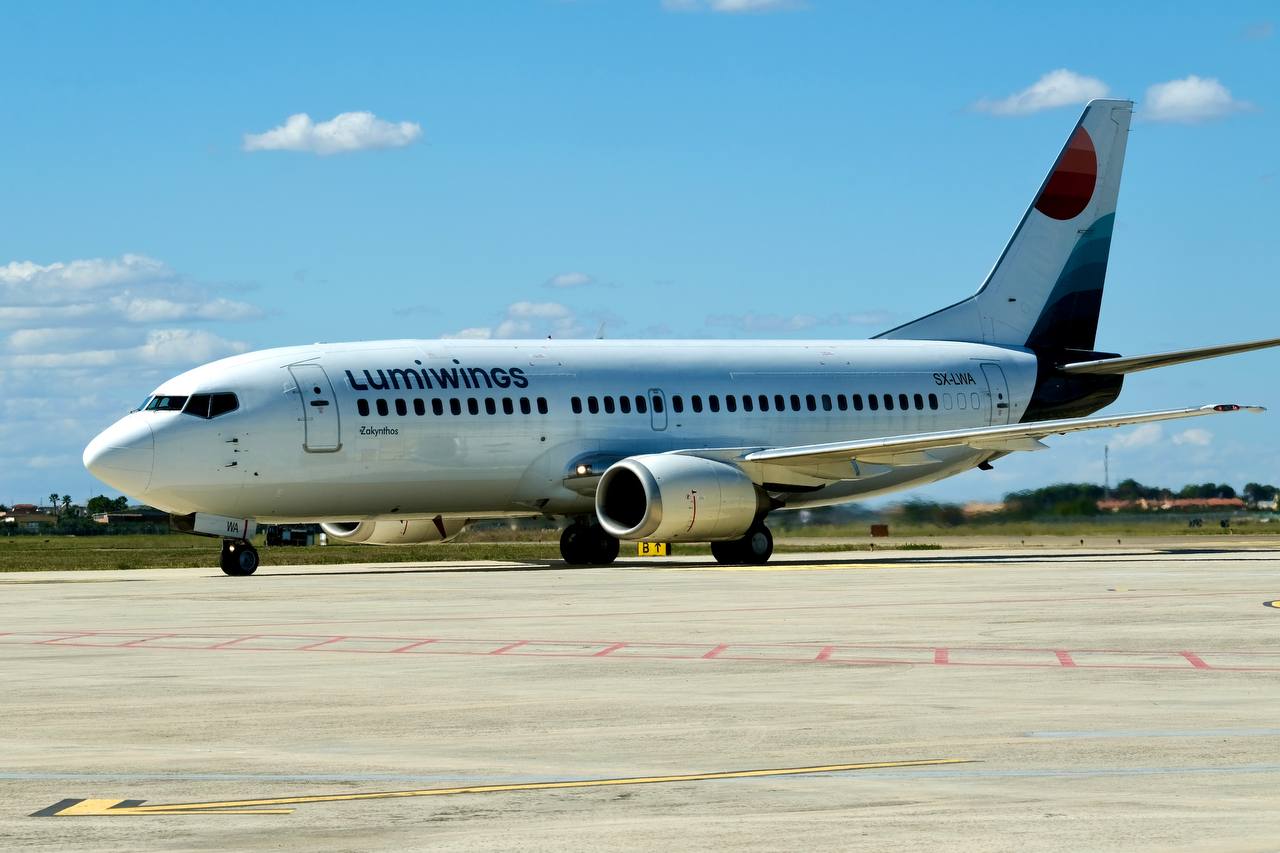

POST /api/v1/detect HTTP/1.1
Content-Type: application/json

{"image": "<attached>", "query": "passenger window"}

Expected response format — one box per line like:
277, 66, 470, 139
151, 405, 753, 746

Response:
357, 399, 370, 417
635, 395, 647, 414
725, 395, 737, 413
433, 399, 445, 416
884, 394, 894, 411
709, 395, 720, 413
537, 398, 548, 414
899, 393, 909, 410
485, 398, 496, 415
183, 394, 211, 418
790, 394, 801, 412
853, 394, 863, 411
450, 398, 462, 415
467, 398, 479, 416
970, 392, 981, 410
587, 396, 599, 414
868, 394, 879, 411
956, 394, 966, 410
519, 398, 531, 415
376, 399, 389, 417
758, 394, 770, 412
914, 393, 924, 410
571, 397, 583, 414
821, 394, 832, 412
836, 394, 848, 411
943, 394, 953, 411
621, 396, 632, 414
928, 393, 939, 410
603, 396, 615, 414
805, 394, 817, 412
652, 394, 665, 414
691, 395, 703, 413
395, 398, 408, 416
670, 395, 682, 414
742, 395, 753, 413
502, 397, 514, 415
414, 398, 426, 416
775, 394, 785, 412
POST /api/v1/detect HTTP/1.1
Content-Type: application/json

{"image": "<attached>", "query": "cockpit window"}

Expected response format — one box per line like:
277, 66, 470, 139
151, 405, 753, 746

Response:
182, 392, 239, 419
147, 395, 188, 411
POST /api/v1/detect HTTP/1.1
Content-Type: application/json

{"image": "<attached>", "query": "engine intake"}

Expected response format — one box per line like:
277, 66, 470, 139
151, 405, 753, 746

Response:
595, 454, 764, 541
319, 516, 467, 545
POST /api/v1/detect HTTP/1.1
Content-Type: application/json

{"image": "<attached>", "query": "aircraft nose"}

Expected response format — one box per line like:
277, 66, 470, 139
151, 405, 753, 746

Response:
83, 416, 155, 496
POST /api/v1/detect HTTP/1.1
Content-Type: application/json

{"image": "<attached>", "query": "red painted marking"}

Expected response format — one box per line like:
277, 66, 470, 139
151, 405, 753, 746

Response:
298, 636, 348, 651
815, 646, 835, 661
934, 648, 950, 665
1181, 651, 1211, 670
702, 644, 729, 659
207, 634, 262, 649
36, 633, 93, 645
488, 640, 530, 655
1034, 126, 1097, 220
118, 634, 176, 648
593, 643, 627, 657
1055, 651, 1077, 668
390, 639, 439, 653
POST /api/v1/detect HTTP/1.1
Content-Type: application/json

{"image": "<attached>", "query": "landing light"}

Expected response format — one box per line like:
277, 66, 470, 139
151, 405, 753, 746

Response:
576, 464, 590, 476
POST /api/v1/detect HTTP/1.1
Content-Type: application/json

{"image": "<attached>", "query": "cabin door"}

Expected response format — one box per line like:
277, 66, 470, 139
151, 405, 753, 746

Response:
288, 364, 342, 452
980, 363, 1011, 426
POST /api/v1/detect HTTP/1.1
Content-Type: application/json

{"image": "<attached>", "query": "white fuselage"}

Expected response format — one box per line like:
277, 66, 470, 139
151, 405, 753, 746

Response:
85, 338, 1038, 523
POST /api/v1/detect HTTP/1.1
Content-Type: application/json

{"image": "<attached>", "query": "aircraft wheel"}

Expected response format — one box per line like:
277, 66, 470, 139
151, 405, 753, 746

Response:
710, 540, 743, 565
593, 531, 620, 565
740, 523, 773, 565
221, 541, 259, 576
560, 523, 593, 566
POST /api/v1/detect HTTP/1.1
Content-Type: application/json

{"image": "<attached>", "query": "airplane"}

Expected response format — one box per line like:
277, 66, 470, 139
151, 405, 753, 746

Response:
83, 99, 1278, 576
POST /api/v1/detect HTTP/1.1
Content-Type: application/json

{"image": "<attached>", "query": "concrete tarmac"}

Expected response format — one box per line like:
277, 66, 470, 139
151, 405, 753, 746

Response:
3, 543, 1279, 851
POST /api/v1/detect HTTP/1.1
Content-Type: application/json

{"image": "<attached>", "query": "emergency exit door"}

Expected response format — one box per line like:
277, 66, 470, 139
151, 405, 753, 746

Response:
288, 364, 342, 452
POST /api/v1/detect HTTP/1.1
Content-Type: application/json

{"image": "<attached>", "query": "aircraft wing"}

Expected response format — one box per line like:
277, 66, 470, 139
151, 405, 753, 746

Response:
740, 404, 1263, 467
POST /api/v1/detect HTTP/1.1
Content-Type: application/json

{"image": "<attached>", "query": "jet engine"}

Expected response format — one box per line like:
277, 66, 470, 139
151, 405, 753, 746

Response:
595, 454, 766, 541
319, 516, 468, 545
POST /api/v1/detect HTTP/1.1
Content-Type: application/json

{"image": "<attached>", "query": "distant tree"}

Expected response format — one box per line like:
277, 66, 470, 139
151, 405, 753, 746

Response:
1003, 483, 1104, 518
1243, 483, 1278, 505
87, 495, 115, 515
48, 492, 60, 517
896, 499, 966, 527
112, 496, 129, 511
61, 495, 72, 516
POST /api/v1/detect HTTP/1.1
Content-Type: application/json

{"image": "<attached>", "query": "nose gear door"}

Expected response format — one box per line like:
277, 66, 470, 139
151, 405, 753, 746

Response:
288, 363, 342, 452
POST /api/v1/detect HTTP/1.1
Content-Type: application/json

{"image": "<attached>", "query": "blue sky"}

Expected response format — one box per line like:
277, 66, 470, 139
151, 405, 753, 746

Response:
1, 1, 1276, 506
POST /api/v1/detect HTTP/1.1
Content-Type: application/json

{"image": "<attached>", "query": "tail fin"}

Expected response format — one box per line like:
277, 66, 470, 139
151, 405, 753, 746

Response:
877, 99, 1133, 352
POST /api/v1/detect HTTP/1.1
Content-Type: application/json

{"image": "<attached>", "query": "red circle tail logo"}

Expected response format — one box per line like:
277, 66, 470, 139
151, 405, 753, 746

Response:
1034, 127, 1097, 221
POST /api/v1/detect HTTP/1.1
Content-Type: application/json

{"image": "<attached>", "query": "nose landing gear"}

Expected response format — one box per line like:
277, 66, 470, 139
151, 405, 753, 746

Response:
220, 540, 260, 576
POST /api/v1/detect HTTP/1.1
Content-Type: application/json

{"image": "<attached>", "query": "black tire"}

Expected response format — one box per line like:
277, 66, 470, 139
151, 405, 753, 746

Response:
560, 524, 592, 566
740, 523, 773, 565
593, 532, 620, 565
710, 540, 743, 565
221, 542, 259, 576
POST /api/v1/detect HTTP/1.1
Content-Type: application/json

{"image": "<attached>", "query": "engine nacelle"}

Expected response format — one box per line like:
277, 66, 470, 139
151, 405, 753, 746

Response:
595, 454, 764, 541
319, 517, 468, 545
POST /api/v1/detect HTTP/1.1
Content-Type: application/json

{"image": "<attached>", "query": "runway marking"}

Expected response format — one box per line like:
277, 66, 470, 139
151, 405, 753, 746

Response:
1028, 728, 1280, 739
31, 758, 969, 817
1266, 600, 1279, 609
8, 630, 1280, 672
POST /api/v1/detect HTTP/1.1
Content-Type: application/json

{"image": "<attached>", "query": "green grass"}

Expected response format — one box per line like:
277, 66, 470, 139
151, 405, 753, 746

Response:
0, 534, 941, 573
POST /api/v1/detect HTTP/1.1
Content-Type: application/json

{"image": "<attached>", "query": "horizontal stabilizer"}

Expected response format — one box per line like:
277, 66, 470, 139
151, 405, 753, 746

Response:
1060, 336, 1280, 375
742, 404, 1263, 467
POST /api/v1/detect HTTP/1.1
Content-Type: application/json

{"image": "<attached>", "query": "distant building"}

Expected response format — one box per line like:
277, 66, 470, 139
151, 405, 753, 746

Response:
92, 507, 170, 525
1097, 497, 1245, 512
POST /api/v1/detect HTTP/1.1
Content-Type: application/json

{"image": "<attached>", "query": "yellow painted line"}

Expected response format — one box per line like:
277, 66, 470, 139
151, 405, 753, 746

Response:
37, 758, 969, 816
1265, 600, 1279, 609
662, 563, 931, 572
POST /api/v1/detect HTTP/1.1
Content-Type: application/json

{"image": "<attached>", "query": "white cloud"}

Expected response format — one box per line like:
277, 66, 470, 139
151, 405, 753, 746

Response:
243, 111, 423, 155
544, 272, 595, 289
662, 0, 803, 12
1172, 427, 1213, 447
443, 301, 586, 340
1110, 423, 1164, 450
972, 69, 1110, 116
1142, 76, 1251, 124
705, 311, 891, 334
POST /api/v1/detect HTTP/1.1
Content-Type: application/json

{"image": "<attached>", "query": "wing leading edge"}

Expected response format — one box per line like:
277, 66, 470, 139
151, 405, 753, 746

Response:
741, 404, 1264, 468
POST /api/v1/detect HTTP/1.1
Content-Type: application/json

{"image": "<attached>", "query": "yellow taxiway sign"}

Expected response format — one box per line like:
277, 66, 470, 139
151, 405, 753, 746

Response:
34, 758, 969, 817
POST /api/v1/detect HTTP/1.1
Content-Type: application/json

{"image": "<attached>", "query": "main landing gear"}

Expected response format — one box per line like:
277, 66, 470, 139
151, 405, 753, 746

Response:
560, 521, 620, 566
220, 539, 260, 576
710, 521, 774, 566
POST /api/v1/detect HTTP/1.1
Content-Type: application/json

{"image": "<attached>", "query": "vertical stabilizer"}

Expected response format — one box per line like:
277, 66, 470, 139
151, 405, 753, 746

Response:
878, 99, 1132, 351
